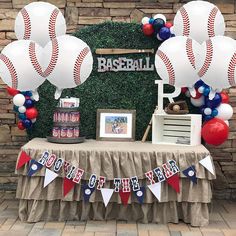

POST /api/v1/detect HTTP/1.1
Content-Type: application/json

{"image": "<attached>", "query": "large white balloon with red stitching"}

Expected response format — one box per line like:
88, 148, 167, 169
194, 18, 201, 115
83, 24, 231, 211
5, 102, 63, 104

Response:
14, 2, 66, 47
173, 1, 225, 44
42, 35, 93, 99
155, 36, 200, 88
0, 40, 44, 95
197, 36, 236, 90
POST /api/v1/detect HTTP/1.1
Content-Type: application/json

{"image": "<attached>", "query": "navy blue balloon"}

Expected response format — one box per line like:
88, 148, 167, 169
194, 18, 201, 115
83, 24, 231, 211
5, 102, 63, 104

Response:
159, 27, 171, 40
211, 109, 218, 117
204, 115, 213, 121
18, 113, 26, 120
199, 106, 206, 114
21, 91, 32, 96
171, 33, 175, 37
153, 18, 165, 33
205, 93, 222, 109
24, 99, 34, 108
203, 87, 210, 96
22, 119, 32, 129
149, 18, 154, 24
194, 80, 204, 88
13, 105, 19, 112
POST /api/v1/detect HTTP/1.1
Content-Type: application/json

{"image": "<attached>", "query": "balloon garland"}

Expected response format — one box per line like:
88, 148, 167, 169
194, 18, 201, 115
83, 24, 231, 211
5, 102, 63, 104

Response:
7, 87, 38, 131
141, 14, 174, 41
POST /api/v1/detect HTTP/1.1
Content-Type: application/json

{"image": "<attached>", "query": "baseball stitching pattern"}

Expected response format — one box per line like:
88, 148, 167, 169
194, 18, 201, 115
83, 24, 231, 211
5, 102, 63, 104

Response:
179, 7, 190, 37
49, 8, 59, 40
198, 39, 213, 77
29, 42, 44, 77
21, 8, 31, 40
207, 7, 218, 38
186, 38, 196, 69
73, 47, 90, 85
0, 54, 18, 89
43, 38, 59, 77
156, 50, 175, 86
228, 53, 236, 86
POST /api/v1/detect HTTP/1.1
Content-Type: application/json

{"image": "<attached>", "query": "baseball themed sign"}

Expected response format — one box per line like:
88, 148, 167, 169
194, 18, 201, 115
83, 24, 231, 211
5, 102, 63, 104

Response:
15, 2, 66, 47
42, 35, 93, 99
173, 1, 225, 43
155, 36, 200, 88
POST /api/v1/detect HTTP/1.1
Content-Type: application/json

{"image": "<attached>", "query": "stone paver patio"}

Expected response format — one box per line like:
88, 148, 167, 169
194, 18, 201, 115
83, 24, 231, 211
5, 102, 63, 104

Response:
0, 191, 235, 236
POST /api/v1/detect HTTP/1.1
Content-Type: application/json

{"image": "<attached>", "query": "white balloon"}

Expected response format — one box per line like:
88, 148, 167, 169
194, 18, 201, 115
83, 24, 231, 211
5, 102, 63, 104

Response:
204, 107, 212, 115
15, 2, 66, 47
173, 0, 225, 43
13, 94, 25, 106
198, 86, 204, 93
155, 36, 200, 88
0, 40, 45, 92
223, 120, 229, 126
197, 36, 236, 90
141, 17, 150, 25
31, 118, 36, 123
153, 14, 166, 23
156, 33, 163, 41
216, 103, 233, 120
42, 35, 93, 99
191, 96, 205, 107
18, 106, 26, 113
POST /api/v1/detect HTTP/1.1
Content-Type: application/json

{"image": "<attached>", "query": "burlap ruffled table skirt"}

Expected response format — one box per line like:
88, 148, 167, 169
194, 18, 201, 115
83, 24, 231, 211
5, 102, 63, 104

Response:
16, 138, 215, 226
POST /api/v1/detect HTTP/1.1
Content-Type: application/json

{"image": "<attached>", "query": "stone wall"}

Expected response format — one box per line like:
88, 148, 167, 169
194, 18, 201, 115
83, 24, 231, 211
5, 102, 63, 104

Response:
0, 0, 236, 198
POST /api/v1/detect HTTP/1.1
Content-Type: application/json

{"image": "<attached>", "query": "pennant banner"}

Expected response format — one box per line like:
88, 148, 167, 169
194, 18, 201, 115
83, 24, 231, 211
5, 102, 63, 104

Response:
83, 184, 95, 202
101, 188, 114, 207
43, 168, 58, 188
199, 155, 215, 176
119, 190, 130, 205
134, 186, 145, 204
63, 178, 75, 197
148, 182, 161, 202
27, 160, 43, 176
16, 151, 31, 170
182, 165, 197, 184
167, 174, 180, 193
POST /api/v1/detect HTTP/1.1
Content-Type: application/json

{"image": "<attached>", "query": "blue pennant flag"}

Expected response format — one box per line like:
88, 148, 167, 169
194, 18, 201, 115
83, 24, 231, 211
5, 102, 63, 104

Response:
134, 186, 145, 204
182, 165, 197, 184
27, 159, 43, 177
83, 184, 95, 202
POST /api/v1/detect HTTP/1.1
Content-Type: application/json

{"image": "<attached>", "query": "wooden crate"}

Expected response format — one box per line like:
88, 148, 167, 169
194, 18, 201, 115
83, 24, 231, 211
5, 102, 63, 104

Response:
152, 114, 202, 146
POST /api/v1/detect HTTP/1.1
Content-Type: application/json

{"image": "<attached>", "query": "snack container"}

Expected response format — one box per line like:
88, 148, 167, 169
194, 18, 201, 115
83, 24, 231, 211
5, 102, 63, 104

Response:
57, 112, 61, 122
60, 127, 67, 138
67, 127, 74, 138
61, 112, 65, 122
70, 112, 80, 122
64, 112, 69, 122
74, 127, 80, 137
53, 112, 57, 122
52, 127, 60, 138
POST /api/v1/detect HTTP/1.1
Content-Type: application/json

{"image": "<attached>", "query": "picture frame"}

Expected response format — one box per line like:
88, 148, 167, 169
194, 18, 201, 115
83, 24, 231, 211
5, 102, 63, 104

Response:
96, 109, 136, 141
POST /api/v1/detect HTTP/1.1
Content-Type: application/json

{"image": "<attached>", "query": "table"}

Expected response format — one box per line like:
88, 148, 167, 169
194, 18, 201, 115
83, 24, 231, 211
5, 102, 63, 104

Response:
15, 138, 215, 226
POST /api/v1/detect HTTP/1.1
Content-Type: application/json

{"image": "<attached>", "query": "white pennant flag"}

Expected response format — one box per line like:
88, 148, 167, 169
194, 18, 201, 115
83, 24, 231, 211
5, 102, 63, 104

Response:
101, 188, 114, 207
43, 168, 58, 188
199, 155, 215, 176
148, 182, 161, 202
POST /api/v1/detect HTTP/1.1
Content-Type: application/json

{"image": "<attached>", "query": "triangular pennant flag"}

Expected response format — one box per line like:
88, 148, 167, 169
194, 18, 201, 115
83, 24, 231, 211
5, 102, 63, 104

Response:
27, 160, 43, 176
43, 168, 58, 188
182, 165, 197, 184
16, 151, 31, 170
119, 190, 130, 206
148, 182, 161, 201
199, 155, 215, 176
101, 188, 114, 207
134, 186, 145, 204
83, 184, 95, 202
63, 178, 75, 197
167, 174, 180, 193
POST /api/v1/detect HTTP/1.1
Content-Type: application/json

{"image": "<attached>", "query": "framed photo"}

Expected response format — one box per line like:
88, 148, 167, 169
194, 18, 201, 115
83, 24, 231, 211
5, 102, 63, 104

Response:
96, 109, 136, 141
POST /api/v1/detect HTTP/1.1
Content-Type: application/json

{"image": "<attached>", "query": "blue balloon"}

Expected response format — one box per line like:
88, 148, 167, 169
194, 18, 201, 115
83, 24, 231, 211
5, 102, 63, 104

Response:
171, 33, 175, 37
149, 18, 155, 24
199, 106, 206, 114
21, 91, 32, 96
159, 27, 171, 40
18, 113, 26, 120
194, 80, 204, 88
24, 99, 34, 108
211, 109, 218, 117
203, 87, 210, 96
13, 105, 19, 112
22, 119, 32, 129
153, 18, 165, 33
205, 93, 222, 109
204, 115, 213, 121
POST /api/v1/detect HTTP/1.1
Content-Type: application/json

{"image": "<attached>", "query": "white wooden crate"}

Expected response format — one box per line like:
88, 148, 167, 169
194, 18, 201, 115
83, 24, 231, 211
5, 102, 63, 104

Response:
152, 114, 202, 146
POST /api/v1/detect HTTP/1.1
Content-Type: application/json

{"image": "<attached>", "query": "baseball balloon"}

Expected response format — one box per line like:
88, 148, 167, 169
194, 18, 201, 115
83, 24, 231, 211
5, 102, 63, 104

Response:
42, 35, 93, 99
216, 103, 233, 120
0, 40, 44, 92
14, 2, 66, 47
155, 36, 200, 88
173, 1, 225, 43
197, 36, 236, 89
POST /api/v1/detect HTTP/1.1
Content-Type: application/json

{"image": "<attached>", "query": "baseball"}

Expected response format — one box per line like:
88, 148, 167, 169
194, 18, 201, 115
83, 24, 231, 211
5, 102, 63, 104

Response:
0, 40, 45, 91
173, 1, 225, 44
14, 2, 66, 47
197, 36, 236, 90
42, 35, 93, 97
173, 105, 180, 112
155, 36, 200, 88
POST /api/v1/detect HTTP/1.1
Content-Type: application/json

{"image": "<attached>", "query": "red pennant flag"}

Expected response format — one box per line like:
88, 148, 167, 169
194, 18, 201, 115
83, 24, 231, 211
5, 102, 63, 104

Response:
167, 174, 180, 193
63, 178, 75, 197
16, 151, 31, 170
119, 190, 131, 206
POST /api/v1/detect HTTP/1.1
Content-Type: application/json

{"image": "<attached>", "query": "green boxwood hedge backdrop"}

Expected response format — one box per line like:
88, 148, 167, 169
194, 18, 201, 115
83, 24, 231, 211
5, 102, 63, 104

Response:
28, 22, 194, 140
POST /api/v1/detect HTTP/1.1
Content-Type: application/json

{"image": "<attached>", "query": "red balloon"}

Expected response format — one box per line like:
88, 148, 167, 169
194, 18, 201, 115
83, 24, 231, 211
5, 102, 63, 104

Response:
25, 107, 38, 119
142, 24, 154, 36
191, 89, 202, 99
17, 121, 25, 130
7, 87, 19, 96
165, 22, 173, 28
202, 118, 229, 146
220, 92, 229, 103
181, 87, 188, 93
